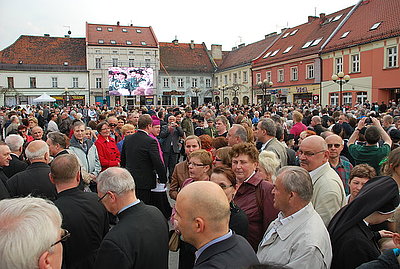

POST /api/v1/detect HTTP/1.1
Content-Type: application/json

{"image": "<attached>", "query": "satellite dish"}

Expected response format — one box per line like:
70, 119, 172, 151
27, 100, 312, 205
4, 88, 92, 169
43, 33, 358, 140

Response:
68, 30, 71, 35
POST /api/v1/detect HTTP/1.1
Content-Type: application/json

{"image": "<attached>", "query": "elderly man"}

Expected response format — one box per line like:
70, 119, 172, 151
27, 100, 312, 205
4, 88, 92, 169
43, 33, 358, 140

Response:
257, 166, 332, 268
46, 132, 70, 158
181, 107, 194, 137
175, 181, 258, 268
107, 116, 122, 142
47, 113, 60, 132
59, 112, 72, 135
0, 197, 64, 269
311, 116, 328, 136
256, 119, 287, 169
31, 126, 44, 140
95, 167, 168, 269
299, 135, 346, 226
7, 140, 57, 200
50, 154, 109, 269
325, 134, 353, 194
215, 115, 229, 137
0, 142, 12, 200
227, 124, 248, 146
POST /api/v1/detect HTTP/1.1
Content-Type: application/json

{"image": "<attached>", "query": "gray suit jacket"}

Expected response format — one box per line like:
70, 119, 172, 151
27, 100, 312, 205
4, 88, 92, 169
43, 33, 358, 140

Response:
262, 138, 288, 169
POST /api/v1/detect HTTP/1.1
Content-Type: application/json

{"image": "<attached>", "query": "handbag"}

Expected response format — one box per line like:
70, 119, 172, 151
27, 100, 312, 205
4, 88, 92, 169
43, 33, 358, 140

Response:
168, 230, 180, 252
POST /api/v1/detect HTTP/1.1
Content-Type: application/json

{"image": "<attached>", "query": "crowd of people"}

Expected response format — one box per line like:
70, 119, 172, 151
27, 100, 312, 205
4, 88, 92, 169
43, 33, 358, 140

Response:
0, 100, 400, 269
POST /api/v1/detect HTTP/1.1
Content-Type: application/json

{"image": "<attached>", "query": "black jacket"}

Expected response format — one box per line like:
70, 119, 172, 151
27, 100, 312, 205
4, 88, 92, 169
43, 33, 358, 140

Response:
7, 162, 57, 200
194, 234, 258, 269
55, 187, 109, 269
121, 130, 167, 189
94, 202, 169, 269
3, 154, 28, 178
159, 124, 184, 154
357, 249, 400, 269
0, 168, 10, 200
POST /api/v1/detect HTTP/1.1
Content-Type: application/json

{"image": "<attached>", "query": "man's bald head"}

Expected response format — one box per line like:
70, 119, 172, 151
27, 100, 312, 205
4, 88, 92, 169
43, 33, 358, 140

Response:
299, 135, 329, 172
302, 135, 328, 151
25, 140, 49, 162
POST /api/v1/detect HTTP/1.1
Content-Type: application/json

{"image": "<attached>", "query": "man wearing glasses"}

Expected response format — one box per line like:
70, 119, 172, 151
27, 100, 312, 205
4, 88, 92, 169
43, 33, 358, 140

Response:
299, 135, 346, 226
0, 196, 65, 269
95, 167, 169, 269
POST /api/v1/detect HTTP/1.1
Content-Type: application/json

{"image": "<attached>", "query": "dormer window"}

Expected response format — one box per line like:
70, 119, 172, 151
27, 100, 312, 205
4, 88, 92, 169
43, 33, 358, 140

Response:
98, 39, 104, 44
332, 14, 342, 22
282, 32, 290, 39
63, 62, 68, 66
302, 41, 312, 49
110, 40, 116, 44
370, 22, 381, 30
311, 38, 323, 46
126, 41, 132, 45
263, 51, 272, 58
283, 46, 293, 53
136, 29, 142, 33
96, 27, 102, 31
122, 28, 128, 32
270, 49, 280, 57
290, 29, 298, 36
141, 41, 147, 46
108, 27, 113, 32
340, 31, 350, 38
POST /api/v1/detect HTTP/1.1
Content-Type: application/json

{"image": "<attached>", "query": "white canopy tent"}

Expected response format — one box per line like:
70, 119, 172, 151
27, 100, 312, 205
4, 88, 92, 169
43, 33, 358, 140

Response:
33, 93, 56, 103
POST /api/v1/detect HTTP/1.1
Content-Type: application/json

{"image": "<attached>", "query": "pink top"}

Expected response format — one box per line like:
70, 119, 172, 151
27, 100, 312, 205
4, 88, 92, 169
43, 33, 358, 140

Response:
290, 122, 307, 138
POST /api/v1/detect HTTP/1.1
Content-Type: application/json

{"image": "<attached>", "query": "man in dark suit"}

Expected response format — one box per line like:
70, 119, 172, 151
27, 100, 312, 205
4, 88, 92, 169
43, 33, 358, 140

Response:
50, 154, 109, 269
121, 114, 167, 204
175, 181, 258, 268
0, 142, 11, 200
94, 167, 169, 269
7, 140, 57, 200
4, 134, 28, 178
159, 115, 184, 181
46, 132, 70, 159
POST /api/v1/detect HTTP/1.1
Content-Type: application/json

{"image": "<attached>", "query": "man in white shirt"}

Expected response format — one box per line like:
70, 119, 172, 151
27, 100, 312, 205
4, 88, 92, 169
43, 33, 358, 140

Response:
299, 135, 346, 226
257, 166, 332, 269
47, 113, 59, 133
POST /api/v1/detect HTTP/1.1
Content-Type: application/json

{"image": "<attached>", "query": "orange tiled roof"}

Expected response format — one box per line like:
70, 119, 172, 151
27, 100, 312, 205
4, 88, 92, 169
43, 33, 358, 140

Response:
86, 23, 158, 48
159, 42, 214, 73
323, 0, 400, 52
253, 6, 354, 67
0, 35, 86, 66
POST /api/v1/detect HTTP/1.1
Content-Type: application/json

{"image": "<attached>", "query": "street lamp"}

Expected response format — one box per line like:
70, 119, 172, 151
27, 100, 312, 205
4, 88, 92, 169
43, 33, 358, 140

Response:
231, 84, 241, 105
218, 85, 227, 105
331, 72, 350, 109
257, 79, 273, 111
192, 87, 201, 107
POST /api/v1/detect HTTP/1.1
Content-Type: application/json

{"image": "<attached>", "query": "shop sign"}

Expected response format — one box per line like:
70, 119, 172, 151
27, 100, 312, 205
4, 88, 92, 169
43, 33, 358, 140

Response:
296, 87, 308, 93
213, 90, 220, 95
277, 88, 289, 96
163, 90, 185, 96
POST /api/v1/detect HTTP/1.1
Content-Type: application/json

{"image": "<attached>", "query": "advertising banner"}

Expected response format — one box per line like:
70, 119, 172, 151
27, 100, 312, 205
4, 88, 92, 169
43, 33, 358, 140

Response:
108, 67, 154, 96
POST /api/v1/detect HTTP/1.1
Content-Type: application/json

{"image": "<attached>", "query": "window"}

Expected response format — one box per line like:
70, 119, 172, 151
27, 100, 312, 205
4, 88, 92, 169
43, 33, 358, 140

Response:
306, 64, 314, 79
112, 51, 118, 54
351, 54, 360, 73
278, 69, 284, 82
224, 75, 228, 84
282, 32, 290, 38
72, 77, 79, 88
136, 29, 142, 33
343, 92, 352, 105
387, 46, 398, 68
96, 78, 102, 88
357, 91, 367, 104
178, 78, 184, 88
233, 73, 238, 83
263, 51, 272, 58
98, 39, 104, 44
283, 46, 293, 53
335, 57, 343, 74
145, 59, 150, 68
341, 31, 350, 38
163, 78, 169, 88
30, 77, 36, 88
270, 49, 280, 57
145, 52, 150, 55
266, 71, 272, 83
7, 77, 14, 88
243, 71, 248, 82
129, 51, 134, 54
110, 40, 116, 44
126, 41, 132, 45
129, 59, 135, 67
107, 27, 113, 32
370, 22, 381, 31
290, 29, 298, 36
95, 58, 101, 69
311, 38, 323, 46
122, 28, 127, 32
96, 27, 102, 31
302, 41, 312, 49
52, 77, 58, 88
141, 41, 147, 46
290, 67, 298, 81
192, 78, 198, 88
206, 79, 211, 88
330, 93, 338, 106
332, 14, 342, 22
95, 49, 100, 53
112, 58, 118, 67
256, 73, 261, 83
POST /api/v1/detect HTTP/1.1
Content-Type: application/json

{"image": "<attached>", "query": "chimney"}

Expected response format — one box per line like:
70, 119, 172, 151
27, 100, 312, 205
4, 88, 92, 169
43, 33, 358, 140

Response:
319, 13, 326, 23
238, 43, 245, 48
265, 32, 277, 38
117, 21, 120, 26
211, 44, 222, 60
308, 16, 317, 23
172, 35, 178, 45
232, 46, 237, 51
44, 34, 50, 37
190, 40, 195, 49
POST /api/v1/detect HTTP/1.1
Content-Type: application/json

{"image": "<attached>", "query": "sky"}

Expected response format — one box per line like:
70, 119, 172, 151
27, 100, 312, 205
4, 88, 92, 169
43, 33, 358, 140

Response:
0, 0, 358, 51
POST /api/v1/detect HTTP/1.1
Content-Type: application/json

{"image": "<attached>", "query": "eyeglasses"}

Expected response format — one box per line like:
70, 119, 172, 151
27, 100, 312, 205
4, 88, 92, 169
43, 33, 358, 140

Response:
188, 162, 206, 167
327, 144, 342, 149
51, 229, 70, 247
109, 123, 117, 127
298, 150, 325, 157
218, 183, 233, 190
98, 192, 108, 202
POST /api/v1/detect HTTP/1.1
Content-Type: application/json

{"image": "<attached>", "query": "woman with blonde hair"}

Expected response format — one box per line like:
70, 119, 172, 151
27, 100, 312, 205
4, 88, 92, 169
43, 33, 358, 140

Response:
258, 150, 280, 183
290, 111, 307, 139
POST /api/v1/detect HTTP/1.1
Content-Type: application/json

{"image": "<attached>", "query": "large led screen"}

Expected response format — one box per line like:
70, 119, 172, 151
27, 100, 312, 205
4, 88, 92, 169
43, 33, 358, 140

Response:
108, 67, 154, 96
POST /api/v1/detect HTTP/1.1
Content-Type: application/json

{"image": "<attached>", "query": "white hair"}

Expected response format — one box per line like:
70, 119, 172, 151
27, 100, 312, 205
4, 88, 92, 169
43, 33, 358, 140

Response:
259, 151, 280, 181
25, 142, 49, 160
97, 167, 135, 195
0, 197, 62, 269
5, 134, 24, 152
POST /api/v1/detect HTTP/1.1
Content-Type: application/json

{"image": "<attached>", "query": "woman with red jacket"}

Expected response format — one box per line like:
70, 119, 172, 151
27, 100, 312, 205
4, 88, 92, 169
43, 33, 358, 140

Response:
95, 121, 120, 171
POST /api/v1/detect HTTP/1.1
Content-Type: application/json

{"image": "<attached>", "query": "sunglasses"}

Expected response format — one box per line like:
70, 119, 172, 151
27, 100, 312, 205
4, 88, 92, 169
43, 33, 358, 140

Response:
327, 144, 341, 149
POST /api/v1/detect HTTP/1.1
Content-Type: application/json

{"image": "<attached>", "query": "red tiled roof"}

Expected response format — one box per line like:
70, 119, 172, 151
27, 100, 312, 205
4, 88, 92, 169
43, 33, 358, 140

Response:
86, 23, 158, 48
253, 6, 354, 68
217, 34, 280, 71
323, 0, 400, 52
0, 35, 86, 66
159, 42, 214, 73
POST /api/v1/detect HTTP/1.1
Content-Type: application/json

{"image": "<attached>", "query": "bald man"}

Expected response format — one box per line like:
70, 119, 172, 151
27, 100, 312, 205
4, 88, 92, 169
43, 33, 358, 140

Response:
299, 135, 346, 226
175, 181, 258, 268
325, 134, 353, 195
7, 140, 56, 200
